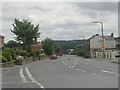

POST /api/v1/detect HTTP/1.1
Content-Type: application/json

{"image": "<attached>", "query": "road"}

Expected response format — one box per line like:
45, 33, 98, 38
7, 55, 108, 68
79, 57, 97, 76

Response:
1, 55, 118, 88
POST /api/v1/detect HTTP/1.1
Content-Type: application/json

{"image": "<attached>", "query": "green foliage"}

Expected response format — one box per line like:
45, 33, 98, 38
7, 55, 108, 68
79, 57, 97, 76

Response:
2, 51, 12, 62
27, 52, 31, 57
0, 55, 8, 63
4, 48, 11, 52
53, 40, 84, 49
20, 50, 27, 56
11, 49, 17, 60
53, 44, 62, 53
43, 38, 54, 56
11, 18, 41, 50
74, 45, 85, 56
53, 40, 84, 54
4, 48, 17, 60
6, 40, 21, 48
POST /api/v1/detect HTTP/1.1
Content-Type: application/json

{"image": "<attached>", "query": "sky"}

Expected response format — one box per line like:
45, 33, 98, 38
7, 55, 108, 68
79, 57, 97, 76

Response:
1, 1, 118, 43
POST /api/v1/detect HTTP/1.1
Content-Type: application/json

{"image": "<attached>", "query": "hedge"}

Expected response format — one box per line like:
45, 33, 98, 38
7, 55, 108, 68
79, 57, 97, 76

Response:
0, 55, 8, 63
2, 51, 12, 62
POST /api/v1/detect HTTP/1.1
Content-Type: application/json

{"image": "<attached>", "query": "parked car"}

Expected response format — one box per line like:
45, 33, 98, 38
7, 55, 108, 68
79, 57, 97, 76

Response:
68, 52, 71, 55
51, 55, 57, 60
115, 53, 120, 57
56, 52, 63, 56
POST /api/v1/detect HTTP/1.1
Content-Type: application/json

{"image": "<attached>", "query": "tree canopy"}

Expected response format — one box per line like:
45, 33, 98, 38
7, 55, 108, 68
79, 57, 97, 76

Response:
42, 38, 54, 56
6, 40, 21, 48
11, 18, 40, 50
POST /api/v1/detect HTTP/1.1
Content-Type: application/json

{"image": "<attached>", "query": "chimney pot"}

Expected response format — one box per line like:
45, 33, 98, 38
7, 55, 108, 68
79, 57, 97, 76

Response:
111, 33, 113, 37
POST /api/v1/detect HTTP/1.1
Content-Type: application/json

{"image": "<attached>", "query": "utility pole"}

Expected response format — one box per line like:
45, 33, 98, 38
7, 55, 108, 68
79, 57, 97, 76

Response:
92, 21, 105, 58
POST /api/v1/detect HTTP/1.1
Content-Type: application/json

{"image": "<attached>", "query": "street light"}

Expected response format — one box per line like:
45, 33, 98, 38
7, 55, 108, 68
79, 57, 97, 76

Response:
78, 35, 85, 46
92, 21, 105, 58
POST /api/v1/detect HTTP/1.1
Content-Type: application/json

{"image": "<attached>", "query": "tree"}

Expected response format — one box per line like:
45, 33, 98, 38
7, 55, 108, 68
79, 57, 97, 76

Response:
53, 44, 62, 53
74, 45, 85, 56
6, 40, 21, 48
11, 18, 40, 51
42, 38, 54, 56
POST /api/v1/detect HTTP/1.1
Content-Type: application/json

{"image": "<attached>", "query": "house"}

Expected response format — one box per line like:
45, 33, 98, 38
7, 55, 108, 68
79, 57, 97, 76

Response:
115, 37, 120, 50
0, 35, 4, 49
84, 33, 116, 59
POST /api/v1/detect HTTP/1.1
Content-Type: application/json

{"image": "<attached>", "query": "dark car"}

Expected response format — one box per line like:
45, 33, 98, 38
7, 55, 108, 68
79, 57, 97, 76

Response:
115, 53, 120, 57
51, 55, 57, 60
56, 52, 63, 56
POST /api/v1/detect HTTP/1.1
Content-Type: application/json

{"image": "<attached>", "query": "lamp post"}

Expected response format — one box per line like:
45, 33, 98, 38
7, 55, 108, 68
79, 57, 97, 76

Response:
92, 21, 105, 58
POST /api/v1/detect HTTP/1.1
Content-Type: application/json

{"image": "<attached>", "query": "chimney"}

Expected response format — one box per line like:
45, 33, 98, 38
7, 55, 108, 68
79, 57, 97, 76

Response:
111, 33, 113, 37
96, 34, 99, 36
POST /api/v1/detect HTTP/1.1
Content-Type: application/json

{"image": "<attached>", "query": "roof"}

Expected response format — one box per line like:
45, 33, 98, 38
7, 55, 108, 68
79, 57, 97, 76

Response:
115, 37, 120, 41
88, 34, 99, 40
0, 35, 4, 38
88, 34, 115, 41
103, 36, 115, 41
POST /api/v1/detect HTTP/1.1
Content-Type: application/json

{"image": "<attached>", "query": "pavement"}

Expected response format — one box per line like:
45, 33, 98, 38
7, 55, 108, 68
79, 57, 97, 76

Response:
1, 55, 119, 88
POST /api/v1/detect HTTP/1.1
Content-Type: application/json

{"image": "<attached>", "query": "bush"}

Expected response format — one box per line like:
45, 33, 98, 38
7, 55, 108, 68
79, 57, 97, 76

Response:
16, 50, 20, 55
29, 51, 35, 56
0, 55, 8, 63
4, 48, 17, 60
2, 51, 12, 62
20, 50, 27, 56
10, 49, 17, 60
27, 52, 31, 57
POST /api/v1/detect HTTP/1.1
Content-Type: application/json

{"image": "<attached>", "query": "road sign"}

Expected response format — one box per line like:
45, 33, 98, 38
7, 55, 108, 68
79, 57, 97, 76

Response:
101, 45, 106, 51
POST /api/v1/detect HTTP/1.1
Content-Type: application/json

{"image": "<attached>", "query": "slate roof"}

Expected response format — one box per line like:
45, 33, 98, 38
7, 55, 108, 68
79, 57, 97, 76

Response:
0, 35, 4, 38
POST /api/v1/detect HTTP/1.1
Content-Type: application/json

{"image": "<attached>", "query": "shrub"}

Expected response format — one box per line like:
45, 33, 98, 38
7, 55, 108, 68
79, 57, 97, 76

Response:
27, 52, 30, 57
20, 50, 27, 56
29, 51, 35, 56
11, 49, 17, 60
4, 48, 17, 60
16, 50, 20, 55
0, 55, 8, 63
2, 51, 12, 62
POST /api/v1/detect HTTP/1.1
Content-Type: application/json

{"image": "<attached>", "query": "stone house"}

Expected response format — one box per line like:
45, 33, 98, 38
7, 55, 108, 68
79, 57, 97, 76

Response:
84, 33, 116, 59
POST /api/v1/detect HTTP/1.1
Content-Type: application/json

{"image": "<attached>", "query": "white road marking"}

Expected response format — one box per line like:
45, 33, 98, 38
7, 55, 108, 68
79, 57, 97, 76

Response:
25, 67, 45, 88
93, 65, 101, 68
62, 59, 69, 66
73, 66, 75, 68
62, 59, 86, 73
106, 68, 118, 71
101, 70, 118, 76
69, 66, 73, 68
20, 68, 28, 83
92, 73, 102, 76
74, 63, 77, 66
75, 68, 86, 72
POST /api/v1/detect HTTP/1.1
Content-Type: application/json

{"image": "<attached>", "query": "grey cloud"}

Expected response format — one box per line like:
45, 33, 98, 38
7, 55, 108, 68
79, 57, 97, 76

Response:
74, 2, 118, 13
2, 2, 118, 43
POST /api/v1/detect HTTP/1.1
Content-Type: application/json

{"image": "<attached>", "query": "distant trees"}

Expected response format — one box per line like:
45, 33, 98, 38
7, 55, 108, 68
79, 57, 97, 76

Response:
42, 38, 54, 56
53, 44, 62, 53
74, 45, 85, 56
11, 18, 40, 51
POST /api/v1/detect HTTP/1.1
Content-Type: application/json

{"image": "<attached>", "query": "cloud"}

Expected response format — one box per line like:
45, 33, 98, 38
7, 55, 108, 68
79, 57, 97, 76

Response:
2, 2, 118, 43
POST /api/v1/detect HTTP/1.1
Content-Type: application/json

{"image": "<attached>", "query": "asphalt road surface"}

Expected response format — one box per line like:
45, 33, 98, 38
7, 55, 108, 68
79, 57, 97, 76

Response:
1, 55, 119, 88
